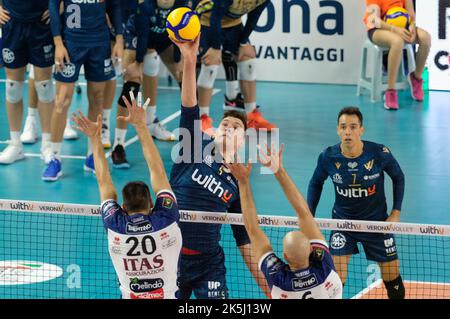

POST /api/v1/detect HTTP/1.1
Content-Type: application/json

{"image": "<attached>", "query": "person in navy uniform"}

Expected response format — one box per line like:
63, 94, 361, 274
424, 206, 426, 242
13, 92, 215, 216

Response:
72, 92, 182, 299
0, 1, 55, 165
43, 0, 123, 181
307, 106, 406, 299
226, 144, 342, 299
168, 34, 269, 299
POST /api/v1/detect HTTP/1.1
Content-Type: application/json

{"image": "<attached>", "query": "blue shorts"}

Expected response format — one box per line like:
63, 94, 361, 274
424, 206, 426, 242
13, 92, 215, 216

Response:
54, 42, 115, 83
177, 249, 229, 299
199, 24, 243, 57
329, 230, 398, 262
1, 19, 54, 69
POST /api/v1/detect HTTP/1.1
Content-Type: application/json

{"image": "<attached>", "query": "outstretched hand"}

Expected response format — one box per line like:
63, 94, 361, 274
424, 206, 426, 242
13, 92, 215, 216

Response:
258, 143, 285, 174
118, 91, 150, 128
225, 159, 252, 183
71, 111, 102, 140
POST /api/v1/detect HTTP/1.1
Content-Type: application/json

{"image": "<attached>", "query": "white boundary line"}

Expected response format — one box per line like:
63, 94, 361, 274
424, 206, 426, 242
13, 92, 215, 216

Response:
24, 153, 86, 160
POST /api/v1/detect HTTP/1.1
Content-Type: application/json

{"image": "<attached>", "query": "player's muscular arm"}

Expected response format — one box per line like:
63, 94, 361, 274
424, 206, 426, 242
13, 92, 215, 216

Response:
119, 94, 172, 195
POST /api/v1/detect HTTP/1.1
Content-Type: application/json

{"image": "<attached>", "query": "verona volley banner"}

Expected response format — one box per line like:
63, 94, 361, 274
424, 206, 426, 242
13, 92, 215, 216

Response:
416, 0, 450, 91
248, 0, 367, 84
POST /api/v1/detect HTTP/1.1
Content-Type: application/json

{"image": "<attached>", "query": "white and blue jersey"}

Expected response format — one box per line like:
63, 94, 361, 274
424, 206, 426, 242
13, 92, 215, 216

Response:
259, 240, 342, 299
101, 190, 182, 299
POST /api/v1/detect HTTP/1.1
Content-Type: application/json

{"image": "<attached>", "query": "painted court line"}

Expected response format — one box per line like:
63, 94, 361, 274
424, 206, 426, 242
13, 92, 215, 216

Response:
351, 279, 383, 299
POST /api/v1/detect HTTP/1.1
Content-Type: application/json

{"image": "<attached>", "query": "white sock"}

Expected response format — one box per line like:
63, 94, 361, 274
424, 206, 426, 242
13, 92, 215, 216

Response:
244, 102, 257, 114
225, 81, 239, 100
199, 106, 210, 117
52, 142, 62, 160
28, 107, 38, 117
102, 109, 112, 128
42, 133, 51, 145
87, 139, 92, 156
146, 106, 157, 124
114, 128, 127, 147
10, 131, 21, 145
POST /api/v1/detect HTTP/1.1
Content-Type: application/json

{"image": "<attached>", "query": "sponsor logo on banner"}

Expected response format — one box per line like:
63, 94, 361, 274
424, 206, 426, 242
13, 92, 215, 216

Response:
0, 261, 63, 285
259, 216, 280, 226
336, 221, 362, 231
419, 226, 445, 235
10, 202, 34, 211
283, 220, 298, 227
180, 211, 197, 221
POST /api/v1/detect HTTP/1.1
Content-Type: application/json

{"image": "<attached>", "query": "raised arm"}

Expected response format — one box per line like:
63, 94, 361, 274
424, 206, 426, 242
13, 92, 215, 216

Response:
259, 144, 324, 241
71, 112, 117, 202
120, 93, 172, 195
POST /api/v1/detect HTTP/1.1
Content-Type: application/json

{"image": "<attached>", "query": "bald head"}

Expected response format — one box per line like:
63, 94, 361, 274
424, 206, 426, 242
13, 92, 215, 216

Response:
283, 231, 311, 269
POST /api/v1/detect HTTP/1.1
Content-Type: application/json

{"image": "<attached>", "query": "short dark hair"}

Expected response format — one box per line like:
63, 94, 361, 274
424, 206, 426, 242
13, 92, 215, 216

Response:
337, 106, 363, 126
222, 110, 247, 130
122, 181, 151, 213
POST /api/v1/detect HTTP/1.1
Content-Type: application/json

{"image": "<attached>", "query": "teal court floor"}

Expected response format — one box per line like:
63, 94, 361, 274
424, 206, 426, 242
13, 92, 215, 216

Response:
0, 70, 449, 298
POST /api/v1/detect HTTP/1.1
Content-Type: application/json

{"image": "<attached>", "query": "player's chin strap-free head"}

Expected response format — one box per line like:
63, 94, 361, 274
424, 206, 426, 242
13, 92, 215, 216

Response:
122, 181, 153, 215
283, 231, 311, 269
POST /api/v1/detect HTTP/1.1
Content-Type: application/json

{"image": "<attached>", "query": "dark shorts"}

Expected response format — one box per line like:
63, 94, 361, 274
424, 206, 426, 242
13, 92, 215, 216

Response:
199, 24, 243, 57
147, 31, 173, 54
54, 42, 114, 83
2, 19, 54, 69
368, 28, 377, 43
329, 230, 398, 263
177, 249, 228, 299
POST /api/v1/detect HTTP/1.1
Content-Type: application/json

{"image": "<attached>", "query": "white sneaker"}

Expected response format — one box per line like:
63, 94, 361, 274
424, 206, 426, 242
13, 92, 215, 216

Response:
0, 143, 25, 164
101, 124, 111, 149
40, 142, 53, 164
149, 119, 176, 141
21, 116, 38, 144
64, 119, 78, 140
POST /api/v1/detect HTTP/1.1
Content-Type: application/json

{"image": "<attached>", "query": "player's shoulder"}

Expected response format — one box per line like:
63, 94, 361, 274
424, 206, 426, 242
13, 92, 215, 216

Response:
101, 199, 125, 219
258, 251, 286, 272
152, 190, 179, 220
320, 143, 341, 159
363, 140, 392, 155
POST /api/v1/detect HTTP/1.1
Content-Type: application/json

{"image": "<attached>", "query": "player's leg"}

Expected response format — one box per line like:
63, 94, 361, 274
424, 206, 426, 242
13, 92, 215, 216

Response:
329, 231, 357, 287
222, 50, 244, 111
197, 26, 220, 135
408, 27, 432, 102
192, 251, 229, 299
21, 65, 39, 144
331, 255, 352, 285
378, 259, 404, 299
33, 65, 55, 165
370, 29, 405, 110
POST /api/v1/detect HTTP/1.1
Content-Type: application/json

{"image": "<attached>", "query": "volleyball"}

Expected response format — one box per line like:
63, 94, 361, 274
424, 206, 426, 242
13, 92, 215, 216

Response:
166, 7, 201, 42
384, 7, 411, 29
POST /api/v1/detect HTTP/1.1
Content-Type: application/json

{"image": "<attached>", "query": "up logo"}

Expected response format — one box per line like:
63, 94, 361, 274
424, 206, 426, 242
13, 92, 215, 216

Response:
61, 63, 76, 78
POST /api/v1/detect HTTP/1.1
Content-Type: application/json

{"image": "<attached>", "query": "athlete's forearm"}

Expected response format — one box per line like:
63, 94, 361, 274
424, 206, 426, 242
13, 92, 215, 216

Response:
135, 3, 150, 63
110, 0, 123, 36
91, 136, 116, 200
49, 0, 62, 37
237, 180, 261, 237
181, 55, 197, 107
239, 3, 267, 45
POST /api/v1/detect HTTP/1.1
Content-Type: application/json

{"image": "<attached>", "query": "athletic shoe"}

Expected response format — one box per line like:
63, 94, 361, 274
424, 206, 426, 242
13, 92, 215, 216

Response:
247, 109, 276, 131
223, 93, 245, 112
111, 144, 130, 169
408, 72, 424, 102
64, 119, 78, 140
200, 114, 215, 135
149, 118, 176, 141
84, 154, 95, 172
0, 143, 25, 164
21, 116, 38, 144
101, 124, 111, 149
40, 142, 52, 165
42, 158, 62, 182
384, 89, 399, 110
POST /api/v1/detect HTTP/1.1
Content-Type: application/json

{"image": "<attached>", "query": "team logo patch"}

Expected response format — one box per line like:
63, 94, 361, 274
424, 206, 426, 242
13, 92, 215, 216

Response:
2, 48, 15, 64
162, 197, 173, 209
330, 233, 346, 250
364, 160, 374, 171
332, 173, 343, 184
347, 162, 358, 169
312, 248, 325, 261
335, 162, 341, 169
383, 147, 390, 153
61, 63, 76, 78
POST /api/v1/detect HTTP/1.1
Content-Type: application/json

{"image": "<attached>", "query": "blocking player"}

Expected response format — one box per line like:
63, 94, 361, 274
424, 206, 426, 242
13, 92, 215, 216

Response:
71, 93, 181, 299
307, 106, 406, 299
364, 0, 431, 110
226, 144, 342, 299
169, 34, 269, 299
43, 0, 123, 181
194, 0, 276, 134
0, 1, 55, 164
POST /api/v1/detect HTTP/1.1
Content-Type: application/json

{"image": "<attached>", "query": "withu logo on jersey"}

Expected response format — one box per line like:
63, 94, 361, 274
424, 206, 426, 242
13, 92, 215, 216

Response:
336, 185, 376, 198
191, 169, 233, 203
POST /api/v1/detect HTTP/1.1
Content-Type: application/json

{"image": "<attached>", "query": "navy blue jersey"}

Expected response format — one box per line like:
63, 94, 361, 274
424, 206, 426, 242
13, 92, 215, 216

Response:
2, 0, 48, 23
101, 190, 182, 299
259, 240, 342, 299
135, 0, 185, 63
307, 141, 405, 221
49, 0, 123, 47
196, 0, 269, 49
169, 106, 250, 256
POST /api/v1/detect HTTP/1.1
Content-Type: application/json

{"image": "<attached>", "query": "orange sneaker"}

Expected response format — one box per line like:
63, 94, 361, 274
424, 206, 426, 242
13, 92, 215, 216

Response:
201, 114, 215, 135
247, 109, 276, 131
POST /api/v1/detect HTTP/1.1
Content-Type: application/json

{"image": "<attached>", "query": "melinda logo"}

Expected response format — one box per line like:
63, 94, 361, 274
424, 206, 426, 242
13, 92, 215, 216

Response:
0, 261, 63, 285
191, 169, 233, 203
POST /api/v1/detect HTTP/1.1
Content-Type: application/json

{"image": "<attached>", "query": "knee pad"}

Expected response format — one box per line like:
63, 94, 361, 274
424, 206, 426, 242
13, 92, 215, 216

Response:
197, 64, 219, 89
238, 59, 257, 81
5, 79, 24, 103
118, 81, 141, 108
384, 275, 405, 299
222, 51, 238, 81
35, 79, 55, 103
29, 65, 35, 80
143, 51, 160, 77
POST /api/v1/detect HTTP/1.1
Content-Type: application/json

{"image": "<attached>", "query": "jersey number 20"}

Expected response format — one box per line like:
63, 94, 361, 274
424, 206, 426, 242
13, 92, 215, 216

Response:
126, 236, 157, 256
